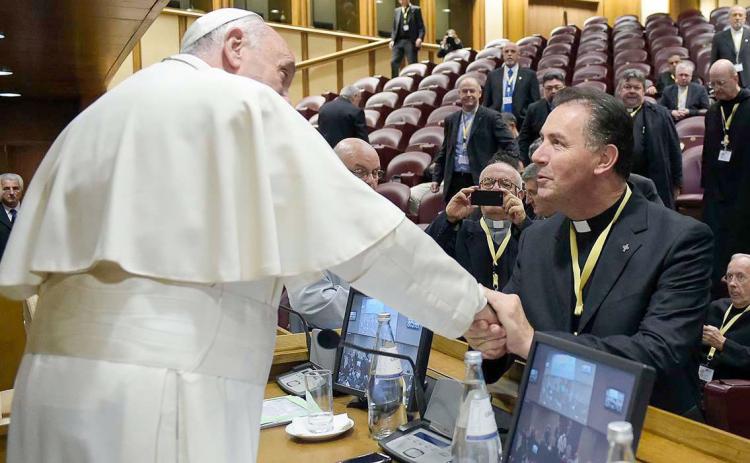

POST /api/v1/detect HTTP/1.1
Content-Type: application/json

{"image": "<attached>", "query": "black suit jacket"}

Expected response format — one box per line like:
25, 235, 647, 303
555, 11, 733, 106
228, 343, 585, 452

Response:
0, 207, 11, 261
317, 97, 369, 148
659, 83, 710, 115
432, 106, 518, 200
711, 27, 750, 87
654, 71, 700, 95
628, 174, 663, 206
390, 5, 425, 43
425, 212, 528, 289
484, 191, 714, 415
483, 66, 540, 128
702, 298, 750, 380
517, 98, 551, 164
634, 102, 683, 208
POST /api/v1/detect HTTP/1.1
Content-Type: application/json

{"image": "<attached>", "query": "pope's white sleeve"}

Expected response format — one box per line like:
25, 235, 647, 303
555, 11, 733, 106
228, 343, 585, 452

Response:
327, 217, 487, 339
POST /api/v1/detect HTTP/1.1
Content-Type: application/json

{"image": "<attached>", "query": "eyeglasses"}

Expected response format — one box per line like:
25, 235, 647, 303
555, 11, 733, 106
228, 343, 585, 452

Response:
543, 84, 565, 92
708, 80, 729, 88
725, 273, 748, 284
479, 177, 519, 192
350, 168, 384, 180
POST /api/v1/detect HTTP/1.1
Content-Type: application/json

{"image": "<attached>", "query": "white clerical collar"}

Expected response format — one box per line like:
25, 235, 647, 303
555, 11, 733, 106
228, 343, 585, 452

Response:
572, 220, 591, 233
163, 54, 212, 71
484, 218, 507, 229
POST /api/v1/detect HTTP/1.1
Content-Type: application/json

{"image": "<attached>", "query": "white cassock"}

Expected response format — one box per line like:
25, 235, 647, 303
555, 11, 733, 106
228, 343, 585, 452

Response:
0, 53, 485, 463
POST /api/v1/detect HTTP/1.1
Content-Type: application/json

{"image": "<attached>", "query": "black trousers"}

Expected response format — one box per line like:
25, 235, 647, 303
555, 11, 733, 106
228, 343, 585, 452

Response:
444, 172, 476, 203
391, 39, 418, 78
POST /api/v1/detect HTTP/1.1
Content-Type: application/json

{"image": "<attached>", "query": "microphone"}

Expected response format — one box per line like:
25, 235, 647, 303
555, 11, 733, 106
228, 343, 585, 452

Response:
321, 329, 427, 418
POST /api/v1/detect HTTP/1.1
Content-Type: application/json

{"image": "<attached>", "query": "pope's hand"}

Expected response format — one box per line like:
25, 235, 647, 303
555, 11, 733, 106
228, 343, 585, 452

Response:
465, 304, 507, 359
485, 290, 534, 359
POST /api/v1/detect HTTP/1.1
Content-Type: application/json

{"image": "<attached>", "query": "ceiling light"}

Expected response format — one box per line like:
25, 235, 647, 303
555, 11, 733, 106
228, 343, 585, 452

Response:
270, 9, 279, 14
442, 8, 451, 13
0, 32, 5, 39
0, 92, 21, 97
0, 67, 13, 76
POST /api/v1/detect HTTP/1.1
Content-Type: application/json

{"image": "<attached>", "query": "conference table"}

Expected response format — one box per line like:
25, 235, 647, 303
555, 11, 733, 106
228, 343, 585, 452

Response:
261, 332, 750, 463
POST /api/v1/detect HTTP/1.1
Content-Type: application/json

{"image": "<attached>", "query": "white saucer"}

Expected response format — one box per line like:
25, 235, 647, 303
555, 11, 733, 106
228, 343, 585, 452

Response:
285, 414, 355, 441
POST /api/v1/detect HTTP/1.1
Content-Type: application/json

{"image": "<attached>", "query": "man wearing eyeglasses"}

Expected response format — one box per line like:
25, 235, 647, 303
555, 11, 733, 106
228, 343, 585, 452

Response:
700, 254, 750, 381
426, 154, 529, 291
702, 59, 750, 296
518, 70, 566, 164
287, 138, 383, 330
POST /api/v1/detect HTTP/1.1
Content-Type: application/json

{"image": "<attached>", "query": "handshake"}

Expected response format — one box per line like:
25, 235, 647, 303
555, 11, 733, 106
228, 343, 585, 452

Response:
464, 287, 535, 360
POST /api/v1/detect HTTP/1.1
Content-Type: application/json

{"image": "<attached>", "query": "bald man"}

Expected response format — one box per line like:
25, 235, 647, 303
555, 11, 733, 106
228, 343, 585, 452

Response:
483, 42, 540, 128
711, 5, 750, 87
287, 138, 383, 329
703, 59, 750, 295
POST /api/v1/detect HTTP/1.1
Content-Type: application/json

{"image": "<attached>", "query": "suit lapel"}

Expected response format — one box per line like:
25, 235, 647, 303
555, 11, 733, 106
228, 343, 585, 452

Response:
742, 29, 750, 54
552, 216, 573, 330
468, 106, 484, 141
578, 196, 647, 331
0, 207, 11, 230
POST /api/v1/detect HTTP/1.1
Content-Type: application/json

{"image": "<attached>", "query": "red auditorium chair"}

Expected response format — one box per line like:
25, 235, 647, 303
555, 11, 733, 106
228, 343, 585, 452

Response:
385, 107, 425, 141
679, 16, 709, 30
704, 380, 750, 440
584, 16, 608, 26
613, 38, 646, 52
615, 14, 640, 25
542, 43, 572, 57
675, 115, 705, 138
517, 56, 534, 69
416, 189, 447, 226
404, 89, 440, 113
686, 29, 715, 50
519, 45, 540, 63
538, 55, 570, 72
647, 26, 680, 43
612, 30, 644, 43
653, 47, 689, 68
426, 105, 460, 127
365, 91, 399, 120
352, 76, 388, 107
419, 74, 452, 101
384, 151, 432, 186
710, 7, 730, 24
484, 38, 510, 49
476, 47, 503, 64
574, 80, 608, 92
548, 34, 576, 46
406, 126, 444, 157
308, 113, 318, 129
650, 35, 684, 50
537, 67, 568, 85
321, 91, 338, 102
614, 50, 649, 68
432, 61, 464, 86
679, 134, 704, 153
517, 35, 546, 49
444, 49, 476, 66
646, 15, 674, 29
399, 63, 429, 83
456, 72, 487, 89
383, 76, 416, 105
580, 31, 609, 44
466, 58, 497, 74
441, 89, 460, 106
677, 9, 703, 22
582, 24, 610, 36
695, 48, 713, 81
369, 128, 406, 169
376, 182, 411, 213
364, 109, 383, 132
576, 52, 609, 68
572, 65, 609, 88
577, 40, 609, 55
295, 95, 326, 120
675, 146, 704, 219
550, 25, 580, 38
614, 63, 652, 82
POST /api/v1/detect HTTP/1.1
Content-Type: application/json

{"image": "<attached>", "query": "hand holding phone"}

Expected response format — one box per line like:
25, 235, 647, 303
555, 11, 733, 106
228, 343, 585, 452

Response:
470, 190, 504, 207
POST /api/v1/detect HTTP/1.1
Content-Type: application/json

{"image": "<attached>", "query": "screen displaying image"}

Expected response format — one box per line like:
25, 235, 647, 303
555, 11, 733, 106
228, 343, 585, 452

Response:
507, 344, 636, 463
336, 293, 424, 398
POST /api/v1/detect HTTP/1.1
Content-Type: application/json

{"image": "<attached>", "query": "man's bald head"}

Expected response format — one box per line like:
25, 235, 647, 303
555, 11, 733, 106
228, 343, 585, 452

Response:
709, 59, 741, 101
181, 9, 296, 101
334, 138, 382, 189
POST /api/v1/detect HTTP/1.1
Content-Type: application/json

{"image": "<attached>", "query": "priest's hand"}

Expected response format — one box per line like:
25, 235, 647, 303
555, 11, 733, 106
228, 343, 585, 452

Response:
389, 40, 394, 49
465, 303, 507, 359
502, 188, 526, 226
485, 290, 534, 359
430, 181, 440, 193
445, 186, 478, 224
702, 325, 726, 351
415, 38, 422, 49
646, 85, 657, 96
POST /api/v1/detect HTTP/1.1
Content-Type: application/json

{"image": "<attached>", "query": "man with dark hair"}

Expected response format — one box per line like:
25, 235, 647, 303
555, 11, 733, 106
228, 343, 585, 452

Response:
518, 70, 565, 164
711, 5, 750, 88
317, 85, 369, 147
617, 68, 683, 208
500, 112, 519, 138
484, 42, 540, 129
389, 0, 425, 78
659, 62, 710, 121
467, 87, 714, 418
430, 77, 517, 201
426, 154, 529, 291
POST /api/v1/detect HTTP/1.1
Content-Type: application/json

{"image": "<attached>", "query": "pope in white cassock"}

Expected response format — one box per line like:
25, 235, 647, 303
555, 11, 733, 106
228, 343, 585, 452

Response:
0, 9, 502, 463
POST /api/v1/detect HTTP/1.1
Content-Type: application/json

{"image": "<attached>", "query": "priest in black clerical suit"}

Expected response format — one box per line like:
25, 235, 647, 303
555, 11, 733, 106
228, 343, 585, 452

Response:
466, 87, 713, 418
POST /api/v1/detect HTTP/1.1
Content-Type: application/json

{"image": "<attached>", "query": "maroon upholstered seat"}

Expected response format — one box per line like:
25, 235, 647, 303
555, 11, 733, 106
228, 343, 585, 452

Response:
678, 16, 709, 30
466, 58, 497, 74
376, 182, 411, 213
517, 35, 546, 49
650, 35, 684, 51
444, 48, 476, 65
431, 61, 463, 87
647, 26, 680, 42
417, 189, 447, 225
384, 107, 423, 141
426, 105, 461, 127
614, 63, 652, 82
709, 7, 731, 23
352, 76, 388, 107
383, 76, 416, 105
384, 151, 432, 186
399, 63, 429, 83
518, 45, 540, 62
703, 379, 750, 439
365, 91, 400, 120
573, 80, 608, 92
364, 109, 383, 132
542, 43, 572, 57
576, 52, 609, 68
295, 95, 326, 120
517, 56, 534, 70
580, 31, 609, 44
675, 116, 705, 137
572, 65, 609, 82
441, 88, 460, 106
653, 46, 689, 68
406, 126, 444, 157
548, 34, 576, 46
538, 55, 570, 72
370, 127, 405, 169
614, 38, 646, 53
403, 89, 440, 113
484, 38, 510, 49
614, 49, 649, 68
677, 9, 702, 22
615, 14, 640, 25
550, 25, 580, 38
536, 67, 568, 84
675, 146, 703, 219
476, 47, 503, 64
612, 30, 643, 43
419, 74, 452, 98
577, 40, 609, 55
583, 16, 608, 27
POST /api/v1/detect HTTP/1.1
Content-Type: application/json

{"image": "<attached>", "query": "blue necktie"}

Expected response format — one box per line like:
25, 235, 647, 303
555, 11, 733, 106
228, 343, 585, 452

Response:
503, 68, 514, 113
9, 208, 16, 224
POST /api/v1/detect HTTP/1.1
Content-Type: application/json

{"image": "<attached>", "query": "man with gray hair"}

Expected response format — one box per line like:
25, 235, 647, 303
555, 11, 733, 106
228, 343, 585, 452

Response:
617, 68, 682, 208
0, 9, 498, 462
659, 61, 709, 121
317, 84, 368, 147
0, 172, 23, 260
711, 5, 750, 87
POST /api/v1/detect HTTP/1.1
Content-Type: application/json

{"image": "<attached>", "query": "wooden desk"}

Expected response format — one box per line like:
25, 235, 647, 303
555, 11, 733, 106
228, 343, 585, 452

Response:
263, 334, 750, 463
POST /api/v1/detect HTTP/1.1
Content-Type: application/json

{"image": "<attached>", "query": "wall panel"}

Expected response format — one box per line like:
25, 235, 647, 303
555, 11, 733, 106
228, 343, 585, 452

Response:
526, 0, 599, 36
342, 52, 371, 87
602, 0, 642, 24
308, 62, 339, 96
140, 14, 180, 68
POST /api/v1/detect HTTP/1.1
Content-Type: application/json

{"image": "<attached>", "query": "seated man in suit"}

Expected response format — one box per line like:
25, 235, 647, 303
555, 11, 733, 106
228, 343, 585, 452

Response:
659, 62, 710, 121
430, 76, 518, 201
426, 154, 529, 291
701, 253, 750, 381
317, 85, 369, 148
483, 42, 540, 129
646, 54, 700, 96
287, 138, 382, 330
518, 70, 565, 164
466, 87, 713, 418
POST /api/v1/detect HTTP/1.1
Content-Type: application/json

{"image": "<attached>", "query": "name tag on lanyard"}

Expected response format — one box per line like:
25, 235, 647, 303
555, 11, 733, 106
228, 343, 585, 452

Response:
698, 364, 714, 383
719, 150, 732, 162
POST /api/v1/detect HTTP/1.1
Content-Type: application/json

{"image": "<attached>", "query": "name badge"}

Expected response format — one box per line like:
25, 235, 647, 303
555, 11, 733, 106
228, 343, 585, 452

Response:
402, 24, 409, 32
719, 150, 732, 162
457, 154, 469, 166
502, 96, 513, 105
698, 364, 714, 383
735, 63, 744, 73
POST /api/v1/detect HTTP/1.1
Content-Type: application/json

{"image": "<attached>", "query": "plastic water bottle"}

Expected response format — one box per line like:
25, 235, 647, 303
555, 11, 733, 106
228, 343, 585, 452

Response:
367, 312, 407, 440
451, 351, 502, 463
605, 421, 636, 463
